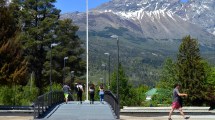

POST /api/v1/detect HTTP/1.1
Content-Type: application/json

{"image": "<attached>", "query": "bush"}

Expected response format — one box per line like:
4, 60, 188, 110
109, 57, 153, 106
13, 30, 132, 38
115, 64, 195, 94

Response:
0, 85, 39, 105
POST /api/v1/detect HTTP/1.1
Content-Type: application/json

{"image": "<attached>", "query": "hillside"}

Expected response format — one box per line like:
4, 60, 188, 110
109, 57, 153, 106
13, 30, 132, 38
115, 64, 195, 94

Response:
60, 0, 215, 86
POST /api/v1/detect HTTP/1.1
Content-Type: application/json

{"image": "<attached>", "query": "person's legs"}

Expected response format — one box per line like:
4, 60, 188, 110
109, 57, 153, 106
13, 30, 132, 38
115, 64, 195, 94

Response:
168, 107, 175, 119
64, 93, 69, 103
77, 93, 79, 101
92, 93, 94, 104
99, 94, 102, 102
101, 94, 104, 104
77, 93, 80, 103
80, 92, 82, 104
179, 107, 190, 119
90, 93, 94, 104
179, 108, 185, 118
90, 93, 92, 104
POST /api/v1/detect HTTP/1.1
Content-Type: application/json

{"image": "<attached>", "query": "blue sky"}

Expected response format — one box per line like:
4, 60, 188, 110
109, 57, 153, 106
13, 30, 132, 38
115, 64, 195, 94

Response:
181, 0, 188, 3
55, 0, 110, 13
55, 0, 188, 13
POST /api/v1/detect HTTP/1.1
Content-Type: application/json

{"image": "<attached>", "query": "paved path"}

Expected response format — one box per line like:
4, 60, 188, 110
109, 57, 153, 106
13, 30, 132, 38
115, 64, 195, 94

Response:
120, 114, 215, 120
120, 106, 215, 120
40, 101, 116, 120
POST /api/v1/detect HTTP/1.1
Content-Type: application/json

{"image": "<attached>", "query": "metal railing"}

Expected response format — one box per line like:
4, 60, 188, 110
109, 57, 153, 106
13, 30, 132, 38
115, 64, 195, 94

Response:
104, 90, 119, 119
33, 91, 64, 119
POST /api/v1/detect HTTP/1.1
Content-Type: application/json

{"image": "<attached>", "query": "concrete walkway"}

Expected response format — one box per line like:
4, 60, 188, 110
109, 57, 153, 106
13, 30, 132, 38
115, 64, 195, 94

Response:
120, 115, 215, 120
120, 106, 215, 120
40, 101, 116, 120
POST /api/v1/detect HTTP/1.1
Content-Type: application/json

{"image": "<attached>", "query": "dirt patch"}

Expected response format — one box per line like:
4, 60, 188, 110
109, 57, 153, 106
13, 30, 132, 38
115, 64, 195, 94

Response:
0, 116, 33, 120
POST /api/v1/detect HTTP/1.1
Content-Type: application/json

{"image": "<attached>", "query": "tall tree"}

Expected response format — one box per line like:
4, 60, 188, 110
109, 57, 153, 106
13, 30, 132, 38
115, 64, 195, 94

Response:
177, 36, 207, 105
42, 19, 85, 85
157, 58, 178, 90
110, 64, 138, 107
0, 0, 28, 85
203, 63, 215, 108
16, 0, 60, 92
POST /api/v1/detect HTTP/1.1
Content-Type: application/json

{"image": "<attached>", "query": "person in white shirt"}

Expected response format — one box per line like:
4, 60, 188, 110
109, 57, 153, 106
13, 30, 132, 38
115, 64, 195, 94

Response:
99, 84, 104, 104
77, 83, 84, 104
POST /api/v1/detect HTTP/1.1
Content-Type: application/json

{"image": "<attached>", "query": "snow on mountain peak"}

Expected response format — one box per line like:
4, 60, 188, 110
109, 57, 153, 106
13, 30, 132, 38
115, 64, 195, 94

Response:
95, 0, 215, 35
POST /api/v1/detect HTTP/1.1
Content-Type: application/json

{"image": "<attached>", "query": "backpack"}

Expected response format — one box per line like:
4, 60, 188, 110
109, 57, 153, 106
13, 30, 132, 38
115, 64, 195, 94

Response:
74, 85, 78, 92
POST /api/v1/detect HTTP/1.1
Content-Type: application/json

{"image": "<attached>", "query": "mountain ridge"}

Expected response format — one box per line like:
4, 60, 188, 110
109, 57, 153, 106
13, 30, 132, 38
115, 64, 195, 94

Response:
94, 0, 215, 36
60, 0, 215, 86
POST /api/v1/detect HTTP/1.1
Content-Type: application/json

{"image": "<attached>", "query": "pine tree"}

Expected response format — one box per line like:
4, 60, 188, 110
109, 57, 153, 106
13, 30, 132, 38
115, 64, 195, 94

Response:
13, 0, 85, 92
110, 64, 137, 107
15, 0, 61, 92
177, 36, 207, 105
0, 0, 28, 86
157, 58, 178, 90
42, 19, 85, 85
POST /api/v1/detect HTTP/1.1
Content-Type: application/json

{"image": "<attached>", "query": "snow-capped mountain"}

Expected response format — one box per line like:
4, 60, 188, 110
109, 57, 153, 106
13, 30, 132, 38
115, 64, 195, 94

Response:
61, 0, 215, 85
62, 1, 215, 46
95, 0, 215, 35
61, 0, 215, 50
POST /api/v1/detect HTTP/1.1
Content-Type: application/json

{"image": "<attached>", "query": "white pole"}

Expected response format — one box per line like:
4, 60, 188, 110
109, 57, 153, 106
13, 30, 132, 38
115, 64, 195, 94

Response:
86, 0, 89, 101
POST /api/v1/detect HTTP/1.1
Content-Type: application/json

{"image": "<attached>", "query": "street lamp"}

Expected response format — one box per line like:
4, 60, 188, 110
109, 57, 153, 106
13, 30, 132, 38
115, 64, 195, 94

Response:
50, 43, 58, 92
71, 71, 74, 82
102, 63, 106, 86
63, 56, 69, 84
104, 53, 110, 89
100, 77, 104, 84
110, 34, 120, 119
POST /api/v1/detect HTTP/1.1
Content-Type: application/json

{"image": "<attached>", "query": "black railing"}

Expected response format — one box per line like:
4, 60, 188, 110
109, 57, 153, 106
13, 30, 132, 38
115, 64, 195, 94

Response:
104, 90, 119, 119
33, 91, 64, 119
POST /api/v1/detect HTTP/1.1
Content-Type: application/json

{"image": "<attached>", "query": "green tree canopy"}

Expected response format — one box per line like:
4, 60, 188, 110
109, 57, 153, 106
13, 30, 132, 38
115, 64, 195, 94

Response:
157, 58, 178, 90
11, 0, 86, 93
42, 19, 85, 85
110, 64, 138, 107
11, 0, 61, 92
177, 36, 209, 105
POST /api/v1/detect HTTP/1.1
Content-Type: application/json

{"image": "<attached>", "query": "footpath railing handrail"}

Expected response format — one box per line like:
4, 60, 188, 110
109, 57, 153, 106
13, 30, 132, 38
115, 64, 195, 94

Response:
104, 90, 119, 119
33, 90, 64, 119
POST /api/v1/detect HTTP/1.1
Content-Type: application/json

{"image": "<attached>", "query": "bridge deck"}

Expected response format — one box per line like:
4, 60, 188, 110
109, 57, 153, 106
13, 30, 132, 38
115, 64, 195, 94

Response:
38, 101, 116, 120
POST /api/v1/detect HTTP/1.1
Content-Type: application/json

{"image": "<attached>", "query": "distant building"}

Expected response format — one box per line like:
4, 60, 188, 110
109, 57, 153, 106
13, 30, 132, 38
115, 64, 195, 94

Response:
145, 88, 157, 101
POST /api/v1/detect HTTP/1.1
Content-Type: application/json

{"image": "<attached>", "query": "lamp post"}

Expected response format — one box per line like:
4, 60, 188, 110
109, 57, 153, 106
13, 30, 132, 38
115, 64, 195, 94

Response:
102, 63, 106, 86
50, 43, 58, 92
71, 71, 74, 91
63, 56, 69, 84
100, 77, 104, 84
104, 53, 110, 89
110, 35, 119, 119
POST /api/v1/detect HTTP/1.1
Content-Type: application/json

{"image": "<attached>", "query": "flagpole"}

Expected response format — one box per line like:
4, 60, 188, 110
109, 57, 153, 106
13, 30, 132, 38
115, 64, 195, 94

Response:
86, 0, 89, 101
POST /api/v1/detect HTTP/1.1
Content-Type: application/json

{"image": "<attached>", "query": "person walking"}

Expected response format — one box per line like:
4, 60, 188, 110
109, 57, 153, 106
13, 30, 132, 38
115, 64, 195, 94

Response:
62, 84, 71, 104
76, 83, 84, 104
99, 84, 104, 104
89, 84, 95, 104
168, 83, 190, 120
